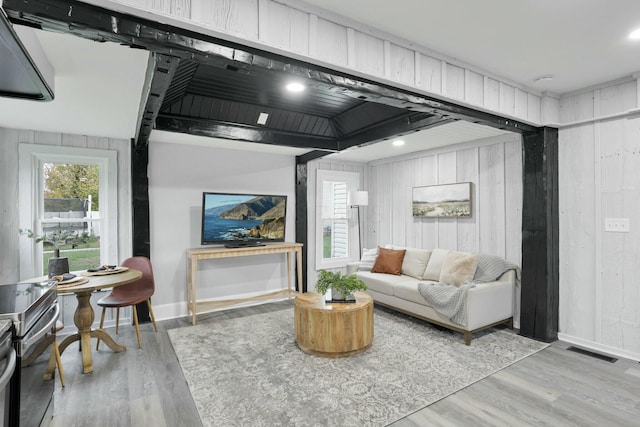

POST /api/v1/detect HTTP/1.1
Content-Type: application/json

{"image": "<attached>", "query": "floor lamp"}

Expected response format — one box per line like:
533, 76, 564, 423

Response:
347, 190, 368, 259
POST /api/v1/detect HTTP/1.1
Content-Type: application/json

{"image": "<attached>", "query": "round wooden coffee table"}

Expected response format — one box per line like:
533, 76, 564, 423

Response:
294, 291, 373, 358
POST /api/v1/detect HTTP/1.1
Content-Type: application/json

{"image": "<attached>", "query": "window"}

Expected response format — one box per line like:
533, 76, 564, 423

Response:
315, 170, 360, 269
18, 144, 118, 278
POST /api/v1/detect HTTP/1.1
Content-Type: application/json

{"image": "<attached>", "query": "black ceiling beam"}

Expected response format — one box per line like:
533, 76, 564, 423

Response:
296, 150, 333, 164
135, 54, 180, 147
338, 114, 456, 151
4, 0, 538, 137
155, 115, 340, 151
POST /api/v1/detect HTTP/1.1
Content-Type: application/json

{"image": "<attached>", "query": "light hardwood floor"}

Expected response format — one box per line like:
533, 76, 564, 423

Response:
48, 301, 640, 427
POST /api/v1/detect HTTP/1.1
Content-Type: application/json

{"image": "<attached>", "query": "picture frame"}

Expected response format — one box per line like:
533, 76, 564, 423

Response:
412, 182, 472, 218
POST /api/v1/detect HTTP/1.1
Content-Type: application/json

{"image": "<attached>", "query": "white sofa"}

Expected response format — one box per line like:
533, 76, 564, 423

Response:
346, 247, 516, 345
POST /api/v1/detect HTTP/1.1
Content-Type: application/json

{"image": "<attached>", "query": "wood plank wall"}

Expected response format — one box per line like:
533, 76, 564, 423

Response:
110, 0, 549, 125
558, 78, 640, 360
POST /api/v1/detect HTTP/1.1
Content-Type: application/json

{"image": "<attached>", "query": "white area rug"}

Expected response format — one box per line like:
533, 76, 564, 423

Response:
168, 307, 548, 427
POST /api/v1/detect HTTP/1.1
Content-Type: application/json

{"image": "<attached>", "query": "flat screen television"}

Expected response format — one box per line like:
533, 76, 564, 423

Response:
201, 192, 287, 247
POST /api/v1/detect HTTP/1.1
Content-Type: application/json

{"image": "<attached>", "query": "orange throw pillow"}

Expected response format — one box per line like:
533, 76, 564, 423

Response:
371, 247, 407, 275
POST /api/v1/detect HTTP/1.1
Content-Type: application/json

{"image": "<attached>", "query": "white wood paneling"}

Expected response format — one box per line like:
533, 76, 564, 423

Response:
352, 31, 384, 77
389, 43, 415, 86
599, 118, 640, 352
390, 160, 411, 246
559, 125, 598, 341
190, 0, 259, 39
484, 77, 500, 112
259, 0, 309, 55
478, 143, 506, 257
514, 88, 528, 119
0, 128, 22, 283
499, 83, 516, 116
455, 147, 479, 254
599, 80, 637, 116
560, 91, 595, 123
437, 152, 458, 250
414, 155, 439, 249
314, 18, 348, 66
445, 64, 465, 101
558, 78, 640, 360
527, 93, 542, 123
367, 134, 520, 262
465, 70, 484, 107
417, 54, 443, 94
373, 162, 393, 247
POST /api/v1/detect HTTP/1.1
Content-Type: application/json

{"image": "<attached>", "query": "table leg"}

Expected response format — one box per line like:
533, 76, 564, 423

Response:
287, 251, 293, 292
296, 248, 303, 292
46, 290, 127, 376
188, 256, 197, 325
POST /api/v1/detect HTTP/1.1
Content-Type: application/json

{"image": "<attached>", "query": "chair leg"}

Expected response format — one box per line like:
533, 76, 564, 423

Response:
115, 307, 120, 334
132, 305, 142, 348
53, 341, 65, 387
96, 307, 106, 350
146, 299, 158, 332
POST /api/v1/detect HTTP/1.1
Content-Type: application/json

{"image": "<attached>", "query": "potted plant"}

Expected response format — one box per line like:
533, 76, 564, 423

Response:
19, 228, 87, 277
315, 269, 368, 301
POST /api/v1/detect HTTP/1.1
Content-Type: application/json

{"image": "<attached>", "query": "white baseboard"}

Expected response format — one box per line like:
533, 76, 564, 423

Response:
558, 332, 640, 362
153, 289, 294, 322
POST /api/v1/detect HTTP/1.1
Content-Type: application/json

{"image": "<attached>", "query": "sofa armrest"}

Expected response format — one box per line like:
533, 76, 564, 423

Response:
346, 262, 360, 275
465, 275, 515, 330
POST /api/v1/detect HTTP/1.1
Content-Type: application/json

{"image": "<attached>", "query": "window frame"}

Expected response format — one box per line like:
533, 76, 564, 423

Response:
18, 143, 118, 279
315, 169, 360, 270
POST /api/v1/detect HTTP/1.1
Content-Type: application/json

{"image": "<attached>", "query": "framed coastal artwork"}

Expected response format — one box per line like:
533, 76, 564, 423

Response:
412, 182, 472, 218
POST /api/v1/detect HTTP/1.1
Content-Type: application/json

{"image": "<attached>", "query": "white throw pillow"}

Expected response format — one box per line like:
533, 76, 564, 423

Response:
422, 248, 450, 280
401, 248, 432, 279
439, 251, 479, 287
358, 247, 378, 271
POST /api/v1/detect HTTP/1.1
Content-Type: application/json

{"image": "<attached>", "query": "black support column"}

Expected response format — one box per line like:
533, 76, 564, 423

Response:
295, 161, 308, 293
131, 139, 151, 322
520, 127, 559, 342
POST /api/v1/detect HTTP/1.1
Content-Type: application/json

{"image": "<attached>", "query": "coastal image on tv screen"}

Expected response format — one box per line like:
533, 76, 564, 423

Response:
201, 193, 286, 244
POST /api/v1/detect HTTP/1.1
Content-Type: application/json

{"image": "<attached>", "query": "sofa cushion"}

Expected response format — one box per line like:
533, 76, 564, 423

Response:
358, 247, 379, 271
439, 251, 479, 287
401, 248, 432, 279
356, 271, 406, 296
394, 279, 437, 305
422, 248, 450, 280
371, 247, 406, 275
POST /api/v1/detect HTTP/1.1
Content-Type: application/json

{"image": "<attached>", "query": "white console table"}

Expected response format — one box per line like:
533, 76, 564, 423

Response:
186, 243, 303, 325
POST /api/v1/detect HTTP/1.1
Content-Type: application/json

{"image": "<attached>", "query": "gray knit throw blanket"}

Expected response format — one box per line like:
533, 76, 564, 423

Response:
472, 254, 521, 287
418, 253, 521, 327
418, 282, 475, 326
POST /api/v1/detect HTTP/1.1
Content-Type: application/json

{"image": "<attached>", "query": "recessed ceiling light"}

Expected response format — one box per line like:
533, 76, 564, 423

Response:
629, 28, 640, 40
285, 82, 305, 92
257, 112, 269, 125
392, 140, 405, 147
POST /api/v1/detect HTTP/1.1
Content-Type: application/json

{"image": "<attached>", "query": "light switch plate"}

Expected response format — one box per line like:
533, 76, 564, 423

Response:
604, 218, 630, 232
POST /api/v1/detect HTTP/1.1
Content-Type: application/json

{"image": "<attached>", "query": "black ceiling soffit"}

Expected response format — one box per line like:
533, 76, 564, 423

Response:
4, 0, 538, 155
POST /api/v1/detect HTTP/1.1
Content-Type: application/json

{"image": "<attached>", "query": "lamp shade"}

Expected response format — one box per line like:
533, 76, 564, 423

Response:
347, 190, 368, 207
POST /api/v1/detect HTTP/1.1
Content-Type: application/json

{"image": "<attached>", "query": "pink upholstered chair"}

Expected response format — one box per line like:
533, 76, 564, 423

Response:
96, 256, 158, 349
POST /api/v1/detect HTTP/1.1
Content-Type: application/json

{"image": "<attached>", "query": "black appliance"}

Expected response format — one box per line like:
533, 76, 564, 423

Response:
0, 6, 54, 101
0, 280, 59, 427
0, 320, 15, 427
